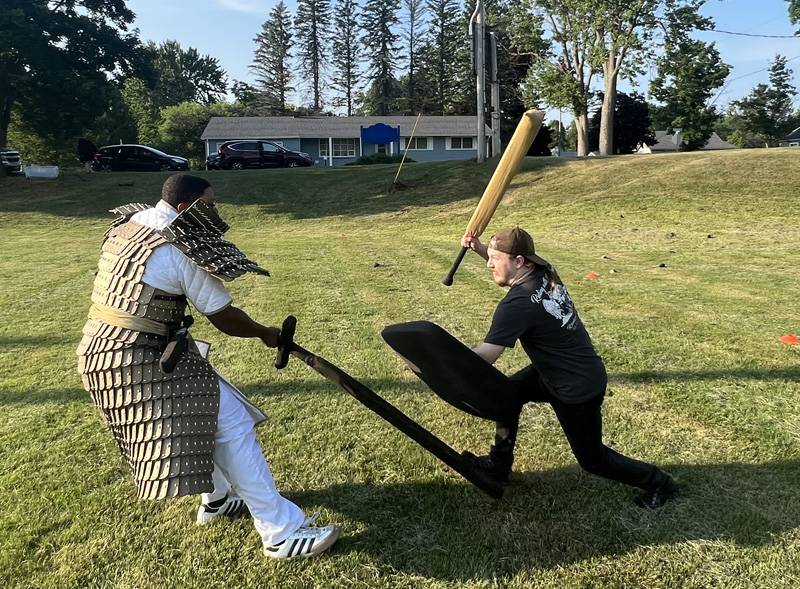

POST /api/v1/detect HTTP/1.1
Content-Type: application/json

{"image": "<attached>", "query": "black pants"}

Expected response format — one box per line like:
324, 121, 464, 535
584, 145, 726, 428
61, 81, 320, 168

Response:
493, 365, 668, 491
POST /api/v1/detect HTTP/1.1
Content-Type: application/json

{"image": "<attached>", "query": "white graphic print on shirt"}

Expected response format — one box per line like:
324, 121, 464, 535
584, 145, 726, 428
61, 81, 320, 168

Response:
530, 276, 577, 329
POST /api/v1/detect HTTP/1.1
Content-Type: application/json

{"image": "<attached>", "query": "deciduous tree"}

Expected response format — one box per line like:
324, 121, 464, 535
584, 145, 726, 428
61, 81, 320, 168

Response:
588, 91, 655, 154
0, 0, 146, 147
649, 36, 729, 150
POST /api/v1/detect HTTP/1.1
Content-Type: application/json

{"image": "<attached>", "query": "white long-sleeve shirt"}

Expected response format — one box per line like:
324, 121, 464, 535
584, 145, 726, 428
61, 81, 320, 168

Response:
131, 200, 232, 315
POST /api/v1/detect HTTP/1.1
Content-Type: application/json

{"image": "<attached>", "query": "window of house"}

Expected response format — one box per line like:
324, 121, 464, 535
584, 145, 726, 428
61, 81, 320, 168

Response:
404, 137, 430, 150
450, 136, 474, 149
320, 138, 359, 157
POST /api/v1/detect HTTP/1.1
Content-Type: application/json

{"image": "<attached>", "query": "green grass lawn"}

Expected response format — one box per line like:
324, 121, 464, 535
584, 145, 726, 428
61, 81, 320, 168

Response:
1, 150, 798, 588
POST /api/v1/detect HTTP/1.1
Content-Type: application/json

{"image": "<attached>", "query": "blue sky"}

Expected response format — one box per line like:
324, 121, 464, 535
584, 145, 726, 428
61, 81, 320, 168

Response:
127, 0, 800, 113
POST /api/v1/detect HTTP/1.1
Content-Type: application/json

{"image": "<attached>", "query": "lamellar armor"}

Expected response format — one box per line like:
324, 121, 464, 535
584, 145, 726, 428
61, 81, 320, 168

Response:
76, 201, 268, 500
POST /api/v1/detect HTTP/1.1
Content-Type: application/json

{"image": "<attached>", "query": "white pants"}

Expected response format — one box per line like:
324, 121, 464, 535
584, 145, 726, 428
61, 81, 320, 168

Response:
201, 378, 305, 546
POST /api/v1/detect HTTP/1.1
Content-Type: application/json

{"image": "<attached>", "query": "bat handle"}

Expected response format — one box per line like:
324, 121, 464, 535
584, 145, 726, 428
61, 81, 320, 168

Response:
441, 246, 469, 286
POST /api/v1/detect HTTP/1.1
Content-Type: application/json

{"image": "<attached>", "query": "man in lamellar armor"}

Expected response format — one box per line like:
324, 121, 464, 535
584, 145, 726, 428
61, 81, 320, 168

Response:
77, 174, 339, 560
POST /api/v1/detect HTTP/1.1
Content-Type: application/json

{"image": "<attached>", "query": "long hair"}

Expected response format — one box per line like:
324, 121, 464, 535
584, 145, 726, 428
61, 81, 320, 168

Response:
543, 263, 563, 292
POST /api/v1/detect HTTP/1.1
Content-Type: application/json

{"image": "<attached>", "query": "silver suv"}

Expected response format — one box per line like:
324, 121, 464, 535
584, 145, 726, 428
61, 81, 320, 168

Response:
1, 148, 21, 174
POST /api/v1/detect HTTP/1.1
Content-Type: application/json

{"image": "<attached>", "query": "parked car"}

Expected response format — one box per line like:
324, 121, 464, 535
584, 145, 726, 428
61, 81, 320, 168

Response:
92, 144, 189, 172
1, 148, 22, 174
206, 140, 313, 170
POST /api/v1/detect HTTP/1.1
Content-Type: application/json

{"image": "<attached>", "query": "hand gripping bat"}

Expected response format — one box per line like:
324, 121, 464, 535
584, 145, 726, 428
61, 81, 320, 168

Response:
441, 110, 544, 286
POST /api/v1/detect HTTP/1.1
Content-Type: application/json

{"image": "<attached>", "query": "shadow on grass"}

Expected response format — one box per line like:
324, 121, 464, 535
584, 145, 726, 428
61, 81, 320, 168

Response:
1, 387, 88, 406
0, 334, 79, 348
239, 378, 427, 399
0, 158, 566, 220
291, 459, 800, 581
613, 366, 800, 383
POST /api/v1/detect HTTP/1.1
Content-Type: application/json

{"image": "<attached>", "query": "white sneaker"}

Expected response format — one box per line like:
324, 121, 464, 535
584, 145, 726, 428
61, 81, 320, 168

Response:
196, 494, 248, 525
263, 518, 341, 559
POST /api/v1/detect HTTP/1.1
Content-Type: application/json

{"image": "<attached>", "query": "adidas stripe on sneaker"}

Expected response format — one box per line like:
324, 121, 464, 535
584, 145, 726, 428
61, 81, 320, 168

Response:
263, 521, 340, 559
196, 494, 248, 525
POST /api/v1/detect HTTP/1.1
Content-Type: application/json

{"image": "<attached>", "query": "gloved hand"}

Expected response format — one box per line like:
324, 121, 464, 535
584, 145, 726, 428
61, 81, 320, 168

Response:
260, 326, 281, 348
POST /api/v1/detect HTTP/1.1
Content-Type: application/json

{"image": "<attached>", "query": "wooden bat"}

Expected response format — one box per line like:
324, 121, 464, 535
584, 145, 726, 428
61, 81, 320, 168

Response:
442, 110, 544, 286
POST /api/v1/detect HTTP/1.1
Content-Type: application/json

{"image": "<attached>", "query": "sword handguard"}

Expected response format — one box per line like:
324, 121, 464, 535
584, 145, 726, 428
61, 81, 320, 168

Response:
275, 315, 297, 369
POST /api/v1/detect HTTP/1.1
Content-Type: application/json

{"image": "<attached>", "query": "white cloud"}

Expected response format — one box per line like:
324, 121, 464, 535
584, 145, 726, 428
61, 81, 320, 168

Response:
217, 0, 269, 13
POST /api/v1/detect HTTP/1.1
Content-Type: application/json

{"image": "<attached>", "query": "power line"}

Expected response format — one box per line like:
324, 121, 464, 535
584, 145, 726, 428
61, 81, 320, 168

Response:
709, 29, 799, 39
709, 55, 800, 107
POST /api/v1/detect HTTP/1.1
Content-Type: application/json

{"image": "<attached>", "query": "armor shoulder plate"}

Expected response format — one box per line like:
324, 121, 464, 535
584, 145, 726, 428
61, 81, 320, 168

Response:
104, 203, 152, 241
159, 200, 269, 281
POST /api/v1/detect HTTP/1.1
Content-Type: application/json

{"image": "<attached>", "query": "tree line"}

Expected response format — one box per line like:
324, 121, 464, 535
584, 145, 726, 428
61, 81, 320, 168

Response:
2, 0, 798, 167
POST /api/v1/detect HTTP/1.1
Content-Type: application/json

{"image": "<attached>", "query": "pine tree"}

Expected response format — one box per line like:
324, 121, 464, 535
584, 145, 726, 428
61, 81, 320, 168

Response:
251, 2, 294, 115
295, 0, 331, 111
425, 0, 462, 114
331, 0, 361, 115
360, 0, 402, 115
767, 54, 797, 135
400, 0, 427, 114
732, 54, 797, 145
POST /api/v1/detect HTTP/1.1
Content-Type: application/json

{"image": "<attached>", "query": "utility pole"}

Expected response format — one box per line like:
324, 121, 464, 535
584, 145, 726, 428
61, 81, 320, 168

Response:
470, 0, 485, 163
489, 31, 501, 158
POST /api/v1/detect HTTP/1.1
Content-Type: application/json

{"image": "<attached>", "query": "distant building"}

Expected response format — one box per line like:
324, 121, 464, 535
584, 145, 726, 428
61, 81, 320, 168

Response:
200, 116, 492, 166
636, 131, 737, 154
778, 126, 800, 147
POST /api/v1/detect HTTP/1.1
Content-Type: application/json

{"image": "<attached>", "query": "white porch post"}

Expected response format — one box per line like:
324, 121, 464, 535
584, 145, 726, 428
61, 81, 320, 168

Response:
328, 137, 333, 167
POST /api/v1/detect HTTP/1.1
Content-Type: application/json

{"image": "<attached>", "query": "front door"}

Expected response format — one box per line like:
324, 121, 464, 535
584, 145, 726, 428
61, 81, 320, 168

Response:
376, 144, 388, 154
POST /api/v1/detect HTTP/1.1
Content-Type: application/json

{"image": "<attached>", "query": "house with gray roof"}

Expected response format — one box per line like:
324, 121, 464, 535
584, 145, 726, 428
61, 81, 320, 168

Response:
636, 130, 737, 154
778, 126, 800, 147
200, 116, 492, 166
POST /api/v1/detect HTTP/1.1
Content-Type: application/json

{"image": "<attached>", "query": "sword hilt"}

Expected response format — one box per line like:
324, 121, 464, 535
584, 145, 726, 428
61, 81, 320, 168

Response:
275, 315, 297, 369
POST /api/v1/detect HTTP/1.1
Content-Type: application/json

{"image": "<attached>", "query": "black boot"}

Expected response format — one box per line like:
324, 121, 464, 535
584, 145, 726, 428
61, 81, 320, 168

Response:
462, 450, 513, 484
462, 415, 519, 484
635, 475, 678, 509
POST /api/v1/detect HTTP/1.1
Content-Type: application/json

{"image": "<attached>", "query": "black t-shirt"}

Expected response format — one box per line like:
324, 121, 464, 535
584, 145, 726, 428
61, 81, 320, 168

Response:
485, 267, 607, 403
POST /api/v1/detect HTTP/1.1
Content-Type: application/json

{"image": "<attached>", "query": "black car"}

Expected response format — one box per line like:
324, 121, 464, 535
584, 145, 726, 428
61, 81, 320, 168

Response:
93, 144, 189, 172
206, 140, 313, 170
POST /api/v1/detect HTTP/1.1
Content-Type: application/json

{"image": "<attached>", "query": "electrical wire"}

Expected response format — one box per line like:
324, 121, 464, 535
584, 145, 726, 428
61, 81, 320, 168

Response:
709, 29, 798, 39
709, 55, 800, 107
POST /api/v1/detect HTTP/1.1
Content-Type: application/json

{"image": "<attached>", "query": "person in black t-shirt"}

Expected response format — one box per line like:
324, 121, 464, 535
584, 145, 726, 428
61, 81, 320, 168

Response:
462, 226, 677, 509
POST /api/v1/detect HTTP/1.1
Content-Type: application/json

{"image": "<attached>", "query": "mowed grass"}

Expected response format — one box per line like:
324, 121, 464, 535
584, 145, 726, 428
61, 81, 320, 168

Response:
0, 149, 798, 588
